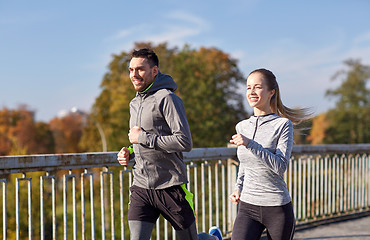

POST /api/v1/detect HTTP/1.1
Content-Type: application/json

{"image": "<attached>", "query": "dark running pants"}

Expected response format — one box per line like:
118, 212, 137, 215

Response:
127, 184, 195, 230
231, 201, 295, 240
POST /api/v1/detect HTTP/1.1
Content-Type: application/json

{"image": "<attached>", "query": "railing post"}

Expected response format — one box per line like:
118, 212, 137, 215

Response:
81, 169, 95, 240
298, 156, 302, 220
214, 160, 219, 228
193, 162, 199, 233
0, 179, 6, 240
119, 166, 131, 240
366, 154, 370, 208
16, 173, 32, 240
201, 162, 205, 232
307, 156, 311, 219
63, 170, 77, 240
100, 167, 115, 240
40, 172, 56, 240
221, 160, 226, 235
227, 158, 238, 236
207, 161, 212, 228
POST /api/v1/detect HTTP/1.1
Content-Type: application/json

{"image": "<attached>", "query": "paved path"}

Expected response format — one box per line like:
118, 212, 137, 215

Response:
293, 215, 370, 240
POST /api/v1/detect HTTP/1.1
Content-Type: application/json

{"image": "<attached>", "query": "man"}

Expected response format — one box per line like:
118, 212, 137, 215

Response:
117, 48, 198, 240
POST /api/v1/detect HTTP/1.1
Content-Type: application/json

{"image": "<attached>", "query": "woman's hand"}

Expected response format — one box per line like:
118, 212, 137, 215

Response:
230, 133, 250, 146
229, 189, 241, 205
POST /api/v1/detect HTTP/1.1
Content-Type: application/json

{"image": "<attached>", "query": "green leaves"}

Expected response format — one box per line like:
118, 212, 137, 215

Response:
80, 42, 248, 151
324, 59, 370, 144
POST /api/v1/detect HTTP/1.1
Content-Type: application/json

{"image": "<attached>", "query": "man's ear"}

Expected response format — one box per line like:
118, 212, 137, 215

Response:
152, 66, 159, 76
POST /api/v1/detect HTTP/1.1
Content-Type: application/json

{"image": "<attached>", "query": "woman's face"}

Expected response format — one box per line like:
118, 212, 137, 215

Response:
246, 72, 275, 114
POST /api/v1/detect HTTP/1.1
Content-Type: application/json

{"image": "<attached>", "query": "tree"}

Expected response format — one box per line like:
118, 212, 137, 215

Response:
8, 109, 35, 155
0, 105, 55, 155
173, 45, 247, 147
306, 113, 328, 144
0, 107, 13, 155
323, 59, 370, 144
49, 113, 85, 153
80, 42, 248, 151
33, 122, 56, 154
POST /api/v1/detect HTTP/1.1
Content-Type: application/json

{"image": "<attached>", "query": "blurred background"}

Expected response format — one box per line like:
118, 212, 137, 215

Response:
1, 0, 369, 155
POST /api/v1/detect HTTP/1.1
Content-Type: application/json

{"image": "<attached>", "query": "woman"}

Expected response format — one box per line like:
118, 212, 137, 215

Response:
229, 69, 310, 240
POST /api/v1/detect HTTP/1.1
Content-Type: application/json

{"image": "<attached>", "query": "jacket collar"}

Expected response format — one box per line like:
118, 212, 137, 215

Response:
248, 113, 280, 126
137, 71, 177, 97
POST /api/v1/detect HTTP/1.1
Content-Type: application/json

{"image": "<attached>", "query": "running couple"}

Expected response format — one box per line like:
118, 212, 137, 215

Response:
117, 48, 310, 240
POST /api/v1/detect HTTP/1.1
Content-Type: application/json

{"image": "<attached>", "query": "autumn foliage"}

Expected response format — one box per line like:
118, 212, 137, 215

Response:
0, 105, 87, 155
0, 105, 54, 155
79, 42, 248, 151
49, 113, 85, 153
1, 49, 369, 156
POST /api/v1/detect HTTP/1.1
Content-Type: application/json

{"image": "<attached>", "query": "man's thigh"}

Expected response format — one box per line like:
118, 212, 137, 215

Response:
127, 185, 160, 223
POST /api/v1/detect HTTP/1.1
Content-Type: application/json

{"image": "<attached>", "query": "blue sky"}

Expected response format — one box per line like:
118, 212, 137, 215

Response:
1, 0, 370, 121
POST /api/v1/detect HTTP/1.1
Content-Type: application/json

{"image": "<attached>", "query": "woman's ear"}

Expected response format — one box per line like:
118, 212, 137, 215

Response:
270, 89, 276, 98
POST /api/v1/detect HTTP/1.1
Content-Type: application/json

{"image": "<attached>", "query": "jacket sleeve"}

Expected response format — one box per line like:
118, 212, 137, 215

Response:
234, 123, 244, 192
235, 165, 245, 192
246, 120, 294, 175
138, 93, 193, 153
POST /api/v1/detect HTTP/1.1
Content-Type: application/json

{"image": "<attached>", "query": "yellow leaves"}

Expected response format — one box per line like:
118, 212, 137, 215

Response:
0, 106, 38, 155
49, 114, 84, 153
307, 113, 328, 145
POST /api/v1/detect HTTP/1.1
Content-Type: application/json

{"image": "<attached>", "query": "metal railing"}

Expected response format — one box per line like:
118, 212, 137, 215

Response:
287, 144, 370, 228
0, 144, 369, 239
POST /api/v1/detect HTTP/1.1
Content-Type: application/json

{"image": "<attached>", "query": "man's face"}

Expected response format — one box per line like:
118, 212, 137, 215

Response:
128, 57, 158, 92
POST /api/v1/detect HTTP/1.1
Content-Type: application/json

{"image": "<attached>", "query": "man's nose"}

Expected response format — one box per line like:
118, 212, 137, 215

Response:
131, 69, 139, 77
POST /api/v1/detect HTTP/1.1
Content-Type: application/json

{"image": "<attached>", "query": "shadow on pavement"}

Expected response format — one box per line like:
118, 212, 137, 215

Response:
293, 235, 370, 240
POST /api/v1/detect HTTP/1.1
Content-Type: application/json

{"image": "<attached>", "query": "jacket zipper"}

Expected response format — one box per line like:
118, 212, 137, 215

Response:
136, 94, 151, 188
136, 94, 143, 126
252, 117, 258, 140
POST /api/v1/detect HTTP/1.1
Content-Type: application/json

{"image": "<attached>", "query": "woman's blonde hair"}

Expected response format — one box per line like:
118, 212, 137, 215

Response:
249, 68, 311, 125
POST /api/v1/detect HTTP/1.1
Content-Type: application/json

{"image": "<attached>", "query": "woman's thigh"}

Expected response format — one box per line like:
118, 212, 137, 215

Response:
262, 202, 295, 240
231, 201, 265, 240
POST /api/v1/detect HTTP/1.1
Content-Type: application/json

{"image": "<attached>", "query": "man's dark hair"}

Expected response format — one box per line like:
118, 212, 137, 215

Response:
131, 48, 159, 67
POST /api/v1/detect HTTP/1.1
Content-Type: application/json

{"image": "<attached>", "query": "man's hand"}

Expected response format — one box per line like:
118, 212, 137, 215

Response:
128, 126, 142, 144
230, 133, 250, 146
117, 147, 130, 165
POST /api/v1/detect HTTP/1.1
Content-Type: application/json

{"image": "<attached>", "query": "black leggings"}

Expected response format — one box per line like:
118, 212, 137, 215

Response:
231, 201, 295, 240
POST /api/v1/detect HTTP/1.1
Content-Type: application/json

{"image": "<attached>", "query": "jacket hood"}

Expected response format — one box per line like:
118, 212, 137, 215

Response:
145, 71, 177, 93
248, 113, 280, 126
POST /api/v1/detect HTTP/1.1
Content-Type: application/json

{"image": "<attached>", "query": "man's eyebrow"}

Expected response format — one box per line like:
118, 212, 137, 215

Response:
129, 65, 145, 68
128, 65, 144, 70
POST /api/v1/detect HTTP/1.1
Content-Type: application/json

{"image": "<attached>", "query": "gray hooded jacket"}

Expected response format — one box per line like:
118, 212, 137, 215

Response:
129, 72, 192, 190
235, 113, 294, 206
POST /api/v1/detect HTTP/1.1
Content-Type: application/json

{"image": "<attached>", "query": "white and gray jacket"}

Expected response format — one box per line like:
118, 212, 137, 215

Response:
129, 72, 192, 190
235, 113, 294, 206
